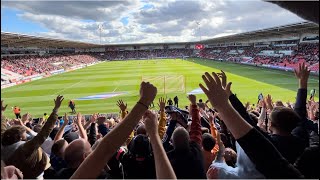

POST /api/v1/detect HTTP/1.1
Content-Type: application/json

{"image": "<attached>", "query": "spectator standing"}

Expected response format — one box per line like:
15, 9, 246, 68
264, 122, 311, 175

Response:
174, 96, 179, 107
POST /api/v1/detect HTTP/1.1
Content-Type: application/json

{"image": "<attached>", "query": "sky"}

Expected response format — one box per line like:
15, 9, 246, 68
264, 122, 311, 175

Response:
1, 0, 305, 44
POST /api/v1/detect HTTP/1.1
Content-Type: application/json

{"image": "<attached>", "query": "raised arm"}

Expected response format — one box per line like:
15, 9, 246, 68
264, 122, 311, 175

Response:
188, 94, 202, 145
54, 113, 69, 143
158, 97, 167, 139
162, 118, 177, 151
88, 113, 98, 146
22, 95, 63, 155
265, 94, 274, 111
75, 112, 88, 141
117, 100, 128, 120
213, 131, 225, 163
257, 100, 267, 132
144, 110, 177, 179
117, 100, 133, 144
218, 70, 258, 127
71, 82, 157, 179
1, 100, 8, 139
293, 62, 309, 120
209, 113, 219, 153
199, 72, 303, 178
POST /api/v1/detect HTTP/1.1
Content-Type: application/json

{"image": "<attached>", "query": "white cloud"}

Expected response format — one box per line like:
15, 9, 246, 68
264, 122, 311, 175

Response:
2, 0, 305, 44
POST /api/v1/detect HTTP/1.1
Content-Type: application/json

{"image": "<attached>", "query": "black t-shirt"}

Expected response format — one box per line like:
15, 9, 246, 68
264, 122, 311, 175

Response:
121, 153, 156, 179
168, 99, 173, 106
270, 134, 307, 164
167, 141, 206, 179
55, 167, 108, 179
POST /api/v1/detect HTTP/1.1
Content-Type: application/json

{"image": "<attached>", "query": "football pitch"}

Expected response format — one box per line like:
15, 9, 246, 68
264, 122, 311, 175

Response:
1, 58, 319, 118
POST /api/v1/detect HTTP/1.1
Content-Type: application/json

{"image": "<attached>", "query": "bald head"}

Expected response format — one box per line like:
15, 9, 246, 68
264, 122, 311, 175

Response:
136, 124, 147, 135
172, 127, 190, 150
64, 139, 92, 168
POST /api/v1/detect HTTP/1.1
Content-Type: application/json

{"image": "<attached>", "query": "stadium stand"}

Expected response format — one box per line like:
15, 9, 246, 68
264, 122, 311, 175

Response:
1, 55, 99, 77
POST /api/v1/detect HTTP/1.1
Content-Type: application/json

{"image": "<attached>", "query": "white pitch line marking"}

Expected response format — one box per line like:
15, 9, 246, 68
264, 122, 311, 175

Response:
51, 77, 89, 96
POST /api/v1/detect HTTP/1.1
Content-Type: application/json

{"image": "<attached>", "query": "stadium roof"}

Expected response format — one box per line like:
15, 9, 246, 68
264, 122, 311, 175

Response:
200, 21, 319, 44
1, 21, 319, 49
1, 32, 102, 48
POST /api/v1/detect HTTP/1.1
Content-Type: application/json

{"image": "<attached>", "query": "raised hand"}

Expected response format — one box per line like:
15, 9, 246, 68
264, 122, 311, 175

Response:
188, 94, 197, 105
63, 113, 69, 126
245, 102, 250, 110
294, 62, 310, 88
90, 113, 98, 123
54, 95, 64, 110
76, 112, 82, 124
217, 70, 227, 88
14, 118, 24, 126
265, 94, 273, 110
139, 81, 157, 107
1, 100, 8, 112
143, 110, 158, 137
199, 72, 232, 112
217, 70, 231, 96
158, 97, 166, 111
117, 100, 127, 111
258, 99, 266, 108
21, 113, 30, 123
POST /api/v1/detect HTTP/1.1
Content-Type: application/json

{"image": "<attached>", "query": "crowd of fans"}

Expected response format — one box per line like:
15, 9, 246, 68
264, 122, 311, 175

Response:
1, 62, 319, 179
101, 49, 193, 60
1, 55, 99, 77
198, 43, 319, 72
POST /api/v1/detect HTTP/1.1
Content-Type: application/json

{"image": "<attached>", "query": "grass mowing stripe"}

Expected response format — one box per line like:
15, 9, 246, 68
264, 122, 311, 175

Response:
1, 58, 318, 118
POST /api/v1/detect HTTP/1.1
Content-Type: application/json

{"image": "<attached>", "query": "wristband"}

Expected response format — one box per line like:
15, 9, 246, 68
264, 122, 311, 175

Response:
137, 101, 149, 109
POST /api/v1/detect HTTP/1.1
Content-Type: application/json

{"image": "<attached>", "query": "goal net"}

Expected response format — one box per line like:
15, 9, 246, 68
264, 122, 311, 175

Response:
141, 75, 185, 94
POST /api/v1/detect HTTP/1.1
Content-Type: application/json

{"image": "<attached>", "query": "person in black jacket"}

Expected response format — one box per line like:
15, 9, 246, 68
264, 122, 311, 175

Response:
120, 134, 156, 179
174, 96, 179, 107
198, 70, 303, 178
165, 95, 206, 179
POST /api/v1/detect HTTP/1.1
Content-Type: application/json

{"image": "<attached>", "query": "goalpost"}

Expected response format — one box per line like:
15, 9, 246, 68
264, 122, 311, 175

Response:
141, 75, 186, 94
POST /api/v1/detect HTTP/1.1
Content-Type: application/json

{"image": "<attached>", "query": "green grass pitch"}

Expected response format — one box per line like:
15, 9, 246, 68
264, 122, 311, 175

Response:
1, 58, 319, 118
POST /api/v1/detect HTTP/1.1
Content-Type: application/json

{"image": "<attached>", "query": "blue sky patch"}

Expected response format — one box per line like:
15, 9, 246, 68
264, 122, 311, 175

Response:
1, 7, 48, 33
